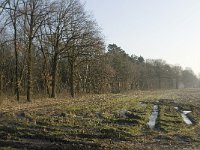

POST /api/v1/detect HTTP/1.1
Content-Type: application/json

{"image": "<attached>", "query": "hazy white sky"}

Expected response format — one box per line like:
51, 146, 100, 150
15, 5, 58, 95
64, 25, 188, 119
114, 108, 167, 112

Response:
82, 0, 200, 75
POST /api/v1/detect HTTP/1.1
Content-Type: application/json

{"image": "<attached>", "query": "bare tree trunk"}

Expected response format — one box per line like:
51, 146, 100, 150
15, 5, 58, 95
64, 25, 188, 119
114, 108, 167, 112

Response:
51, 53, 58, 98
26, 9, 34, 102
70, 61, 75, 98
27, 36, 32, 102
39, 33, 50, 97
7, 0, 20, 101
14, 19, 20, 101
43, 60, 50, 97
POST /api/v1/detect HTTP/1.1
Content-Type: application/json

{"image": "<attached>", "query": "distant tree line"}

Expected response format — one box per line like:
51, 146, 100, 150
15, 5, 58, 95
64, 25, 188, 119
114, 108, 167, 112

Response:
106, 44, 199, 92
0, 0, 199, 101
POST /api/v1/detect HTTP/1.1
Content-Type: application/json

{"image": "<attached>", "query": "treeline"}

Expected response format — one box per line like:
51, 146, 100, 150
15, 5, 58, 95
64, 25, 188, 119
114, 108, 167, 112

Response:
0, 0, 199, 101
106, 44, 199, 92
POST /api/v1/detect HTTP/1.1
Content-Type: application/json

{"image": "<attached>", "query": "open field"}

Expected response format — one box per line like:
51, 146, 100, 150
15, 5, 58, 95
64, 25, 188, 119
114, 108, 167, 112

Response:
1, 89, 200, 149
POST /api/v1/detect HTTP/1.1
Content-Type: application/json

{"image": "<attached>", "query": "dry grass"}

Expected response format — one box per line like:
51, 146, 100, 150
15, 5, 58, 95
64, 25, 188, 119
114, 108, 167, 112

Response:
0, 89, 200, 149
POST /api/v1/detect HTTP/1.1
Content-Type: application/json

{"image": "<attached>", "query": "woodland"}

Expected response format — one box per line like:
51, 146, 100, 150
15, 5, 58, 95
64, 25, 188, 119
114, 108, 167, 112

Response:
0, 0, 199, 102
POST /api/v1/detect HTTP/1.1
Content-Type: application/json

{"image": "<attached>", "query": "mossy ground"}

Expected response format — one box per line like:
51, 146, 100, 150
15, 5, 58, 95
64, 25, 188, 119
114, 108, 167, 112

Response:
0, 89, 200, 149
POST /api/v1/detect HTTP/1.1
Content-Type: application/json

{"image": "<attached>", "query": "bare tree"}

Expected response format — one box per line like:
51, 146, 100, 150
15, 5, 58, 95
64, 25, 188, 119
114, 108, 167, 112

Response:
0, 0, 21, 100
37, 27, 51, 96
43, 0, 76, 98
7, 0, 20, 100
21, 0, 48, 101
65, 7, 104, 97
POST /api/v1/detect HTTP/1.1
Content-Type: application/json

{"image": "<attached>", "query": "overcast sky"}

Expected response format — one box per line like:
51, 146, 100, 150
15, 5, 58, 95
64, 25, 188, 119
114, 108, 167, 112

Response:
81, 0, 200, 75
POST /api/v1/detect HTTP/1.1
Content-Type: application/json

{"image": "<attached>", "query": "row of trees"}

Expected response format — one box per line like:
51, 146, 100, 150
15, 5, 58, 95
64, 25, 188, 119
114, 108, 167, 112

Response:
107, 44, 199, 92
0, 0, 105, 101
0, 0, 199, 102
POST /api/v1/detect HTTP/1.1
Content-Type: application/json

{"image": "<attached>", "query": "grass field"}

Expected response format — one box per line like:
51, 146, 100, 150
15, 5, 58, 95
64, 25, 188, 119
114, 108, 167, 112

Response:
0, 89, 200, 150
